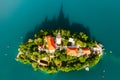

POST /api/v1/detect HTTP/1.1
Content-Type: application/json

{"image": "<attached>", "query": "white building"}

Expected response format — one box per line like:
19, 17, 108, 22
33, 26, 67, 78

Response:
56, 31, 62, 45
91, 43, 103, 54
45, 49, 55, 53
68, 38, 75, 46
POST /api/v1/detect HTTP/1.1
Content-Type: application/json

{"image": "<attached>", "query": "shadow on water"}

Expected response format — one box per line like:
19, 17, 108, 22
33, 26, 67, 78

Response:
23, 4, 91, 42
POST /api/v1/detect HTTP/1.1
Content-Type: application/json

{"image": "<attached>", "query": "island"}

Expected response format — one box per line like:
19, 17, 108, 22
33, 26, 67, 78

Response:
16, 29, 103, 74
16, 5, 104, 74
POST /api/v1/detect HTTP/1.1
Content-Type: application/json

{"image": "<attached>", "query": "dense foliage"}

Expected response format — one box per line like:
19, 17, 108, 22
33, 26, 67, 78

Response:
16, 29, 102, 74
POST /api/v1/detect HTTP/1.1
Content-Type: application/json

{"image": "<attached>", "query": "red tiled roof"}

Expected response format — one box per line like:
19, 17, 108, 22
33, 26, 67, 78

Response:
45, 36, 56, 50
82, 48, 91, 55
50, 37, 56, 48
66, 48, 78, 56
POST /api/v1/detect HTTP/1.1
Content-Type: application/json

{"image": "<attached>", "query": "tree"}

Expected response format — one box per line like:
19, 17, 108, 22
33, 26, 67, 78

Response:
17, 29, 102, 74
86, 55, 100, 66
32, 62, 38, 71
79, 55, 88, 63
28, 39, 33, 43
79, 32, 88, 41
52, 30, 58, 36
76, 39, 86, 47
54, 58, 62, 67
31, 52, 40, 61
66, 30, 70, 37
63, 39, 68, 46
34, 38, 42, 45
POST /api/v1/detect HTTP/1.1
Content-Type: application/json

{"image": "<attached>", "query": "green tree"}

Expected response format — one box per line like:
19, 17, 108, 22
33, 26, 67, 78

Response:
28, 39, 33, 43
32, 62, 38, 71
34, 38, 42, 45
63, 39, 68, 46
79, 32, 88, 41
76, 39, 86, 47
79, 55, 88, 62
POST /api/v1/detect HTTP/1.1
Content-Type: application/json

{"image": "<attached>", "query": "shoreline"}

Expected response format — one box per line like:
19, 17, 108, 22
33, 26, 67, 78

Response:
16, 29, 104, 74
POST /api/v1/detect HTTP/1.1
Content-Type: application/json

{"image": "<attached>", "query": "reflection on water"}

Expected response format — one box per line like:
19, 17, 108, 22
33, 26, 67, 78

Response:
0, 0, 120, 80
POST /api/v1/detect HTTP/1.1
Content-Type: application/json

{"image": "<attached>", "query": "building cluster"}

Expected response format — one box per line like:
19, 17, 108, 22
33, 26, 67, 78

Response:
38, 31, 103, 57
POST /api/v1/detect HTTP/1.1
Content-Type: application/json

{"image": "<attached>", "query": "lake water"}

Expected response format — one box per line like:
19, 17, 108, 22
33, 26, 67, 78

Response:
0, 0, 120, 80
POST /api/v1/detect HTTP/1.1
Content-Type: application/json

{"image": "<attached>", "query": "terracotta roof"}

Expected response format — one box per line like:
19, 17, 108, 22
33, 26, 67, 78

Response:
45, 36, 56, 50
82, 48, 91, 55
66, 48, 78, 56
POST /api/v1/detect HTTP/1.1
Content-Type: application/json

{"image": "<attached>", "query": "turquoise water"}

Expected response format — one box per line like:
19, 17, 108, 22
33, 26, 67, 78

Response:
0, 0, 120, 80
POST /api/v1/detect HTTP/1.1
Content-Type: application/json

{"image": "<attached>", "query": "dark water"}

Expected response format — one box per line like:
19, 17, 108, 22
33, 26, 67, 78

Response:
0, 0, 120, 80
